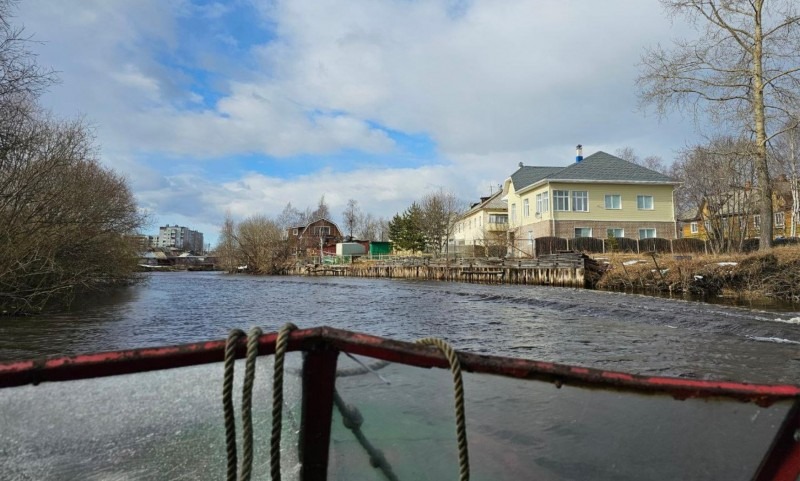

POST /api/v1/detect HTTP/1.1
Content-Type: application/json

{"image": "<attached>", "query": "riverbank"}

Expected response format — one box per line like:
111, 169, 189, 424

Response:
595, 245, 800, 304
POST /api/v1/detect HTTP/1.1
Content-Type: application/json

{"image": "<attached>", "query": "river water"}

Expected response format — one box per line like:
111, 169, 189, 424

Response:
1, 271, 798, 382
1, 272, 799, 480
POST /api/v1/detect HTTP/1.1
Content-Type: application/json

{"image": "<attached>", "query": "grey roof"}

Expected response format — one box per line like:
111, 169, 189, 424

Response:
546, 151, 676, 183
510, 166, 563, 191
465, 190, 506, 216
511, 151, 676, 192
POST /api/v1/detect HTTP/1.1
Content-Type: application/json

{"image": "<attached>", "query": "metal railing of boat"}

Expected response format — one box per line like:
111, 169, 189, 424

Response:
0, 326, 798, 481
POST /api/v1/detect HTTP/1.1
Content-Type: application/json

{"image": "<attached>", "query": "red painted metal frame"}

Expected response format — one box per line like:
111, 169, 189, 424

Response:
1, 326, 799, 480
299, 346, 339, 481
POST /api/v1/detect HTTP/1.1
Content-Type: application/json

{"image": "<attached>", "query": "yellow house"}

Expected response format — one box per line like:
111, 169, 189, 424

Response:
503, 150, 679, 255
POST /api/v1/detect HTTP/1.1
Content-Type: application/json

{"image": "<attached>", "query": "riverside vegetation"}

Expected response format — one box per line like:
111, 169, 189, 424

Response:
596, 245, 800, 304
0, 2, 144, 315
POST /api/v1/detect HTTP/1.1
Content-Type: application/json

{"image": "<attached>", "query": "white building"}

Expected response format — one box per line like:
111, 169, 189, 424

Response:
157, 225, 204, 253
451, 190, 508, 257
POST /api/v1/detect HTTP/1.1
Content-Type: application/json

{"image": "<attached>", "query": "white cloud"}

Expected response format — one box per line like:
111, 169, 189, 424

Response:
16, 0, 704, 242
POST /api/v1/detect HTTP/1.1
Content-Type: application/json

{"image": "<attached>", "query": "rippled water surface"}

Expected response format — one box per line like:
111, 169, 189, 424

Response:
1, 271, 798, 383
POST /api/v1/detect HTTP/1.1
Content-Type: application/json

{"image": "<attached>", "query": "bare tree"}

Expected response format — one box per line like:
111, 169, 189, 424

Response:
233, 215, 291, 274
342, 198, 360, 238
419, 189, 465, 255
638, 0, 800, 250
215, 210, 240, 272
310, 194, 330, 221
0, 1, 55, 105
674, 137, 758, 252
614, 146, 667, 173
0, 117, 145, 313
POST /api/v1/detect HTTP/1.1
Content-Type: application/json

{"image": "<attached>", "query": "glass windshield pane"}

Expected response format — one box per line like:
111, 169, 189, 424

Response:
0, 353, 304, 480
329, 360, 791, 481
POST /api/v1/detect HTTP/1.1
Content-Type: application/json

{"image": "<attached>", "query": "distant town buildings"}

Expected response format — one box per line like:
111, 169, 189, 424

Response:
155, 225, 205, 253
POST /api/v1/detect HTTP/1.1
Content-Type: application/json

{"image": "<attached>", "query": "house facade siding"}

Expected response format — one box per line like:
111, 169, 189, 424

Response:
507, 182, 676, 240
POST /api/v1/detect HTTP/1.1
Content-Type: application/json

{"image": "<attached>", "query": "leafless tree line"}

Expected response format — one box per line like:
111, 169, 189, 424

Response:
1, 1, 143, 314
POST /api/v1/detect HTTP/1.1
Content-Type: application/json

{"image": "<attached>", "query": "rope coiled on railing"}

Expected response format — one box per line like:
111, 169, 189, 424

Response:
222, 323, 296, 481
270, 322, 297, 481
222, 328, 245, 481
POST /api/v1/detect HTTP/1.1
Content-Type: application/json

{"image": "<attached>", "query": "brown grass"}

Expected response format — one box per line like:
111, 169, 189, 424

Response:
594, 244, 800, 302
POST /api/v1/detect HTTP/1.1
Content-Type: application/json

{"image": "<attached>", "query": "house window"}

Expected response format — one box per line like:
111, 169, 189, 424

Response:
604, 194, 622, 210
775, 212, 785, 227
511, 203, 517, 222
690, 222, 698, 234
489, 214, 507, 224
572, 191, 588, 212
607, 228, 624, 238
753, 215, 761, 230
292, 228, 298, 235
523, 199, 530, 218
314, 226, 331, 236
553, 190, 569, 211
575, 227, 592, 238
639, 228, 656, 239
637, 195, 654, 210
536, 192, 550, 213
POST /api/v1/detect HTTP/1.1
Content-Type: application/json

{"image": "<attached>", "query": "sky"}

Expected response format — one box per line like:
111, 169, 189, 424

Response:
15, 0, 703, 246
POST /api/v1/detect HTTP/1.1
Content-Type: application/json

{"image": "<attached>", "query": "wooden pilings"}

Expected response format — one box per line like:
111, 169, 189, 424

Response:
292, 252, 593, 288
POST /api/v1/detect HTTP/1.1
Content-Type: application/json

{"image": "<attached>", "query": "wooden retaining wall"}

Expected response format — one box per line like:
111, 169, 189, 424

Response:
292, 252, 595, 288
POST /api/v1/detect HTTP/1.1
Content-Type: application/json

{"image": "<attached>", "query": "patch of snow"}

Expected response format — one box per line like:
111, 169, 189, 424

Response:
716, 262, 738, 266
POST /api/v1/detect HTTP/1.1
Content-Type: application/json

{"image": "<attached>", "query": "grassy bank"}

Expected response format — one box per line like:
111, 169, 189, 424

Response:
594, 245, 800, 304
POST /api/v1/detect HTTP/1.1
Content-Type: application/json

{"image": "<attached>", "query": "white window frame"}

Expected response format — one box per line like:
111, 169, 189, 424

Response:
553, 190, 569, 211
292, 228, 298, 235
690, 222, 698, 234
606, 228, 624, 238
572, 191, 588, 212
523, 199, 530, 218
574, 227, 592, 238
753, 214, 761, 230
639, 228, 656, 239
637, 195, 654, 210
604, 194, 622, 210
535, 193, 543, 214
511, 203, 517, 222
775, 212, 785, 227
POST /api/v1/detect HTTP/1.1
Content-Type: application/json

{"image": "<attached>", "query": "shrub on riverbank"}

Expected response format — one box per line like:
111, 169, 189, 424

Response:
595, 245, 800, 303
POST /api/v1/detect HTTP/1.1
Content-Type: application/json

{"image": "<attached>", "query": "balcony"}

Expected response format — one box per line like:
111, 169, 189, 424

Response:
486, 222, 509, 232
